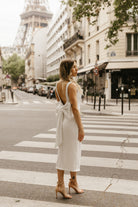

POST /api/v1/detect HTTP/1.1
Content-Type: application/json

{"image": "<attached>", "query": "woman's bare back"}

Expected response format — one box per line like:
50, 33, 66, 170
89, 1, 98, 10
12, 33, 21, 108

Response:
56, 80, 69, 105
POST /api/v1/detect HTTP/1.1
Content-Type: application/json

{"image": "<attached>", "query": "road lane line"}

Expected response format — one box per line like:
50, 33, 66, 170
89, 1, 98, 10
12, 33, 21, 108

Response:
49, 128, 138, 136
15, 141, 138, 154
0, 197, 89, 207
0, 168, 137, 195
33, 133, 138, 143
0, 150, 138, 170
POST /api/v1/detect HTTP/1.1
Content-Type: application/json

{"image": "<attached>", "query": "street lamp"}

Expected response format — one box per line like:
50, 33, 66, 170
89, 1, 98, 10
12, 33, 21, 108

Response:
128, 89, 131, 111
121, 86, 124, 115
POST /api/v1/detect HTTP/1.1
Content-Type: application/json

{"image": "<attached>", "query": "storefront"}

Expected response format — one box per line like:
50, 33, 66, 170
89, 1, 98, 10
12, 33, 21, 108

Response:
106, 61, 138, 99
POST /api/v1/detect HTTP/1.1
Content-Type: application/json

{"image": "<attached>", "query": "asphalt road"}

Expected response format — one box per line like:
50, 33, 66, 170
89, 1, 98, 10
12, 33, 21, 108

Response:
0, 90, 138, 207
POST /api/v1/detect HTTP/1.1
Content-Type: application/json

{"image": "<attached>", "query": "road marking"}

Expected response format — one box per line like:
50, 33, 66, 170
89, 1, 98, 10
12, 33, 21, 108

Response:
81, 116, 138, 122
15, 141, 138, 154
0, 197, 89, 207
22, 101, 29, 104
33, 101, 42, 104
49, 128, 138, 136
0, 151, 138, 170
33, 133, 56, 138
0, 168, 137, 195
83, 124, 138, 130
82, 120, 138, 126
33, 133, 138, 143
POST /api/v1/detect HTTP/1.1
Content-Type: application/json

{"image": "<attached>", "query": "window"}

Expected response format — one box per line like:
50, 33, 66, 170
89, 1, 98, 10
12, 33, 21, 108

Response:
126, 33, 138, 56
88, 44, 91, 63
96, 40, 99, 60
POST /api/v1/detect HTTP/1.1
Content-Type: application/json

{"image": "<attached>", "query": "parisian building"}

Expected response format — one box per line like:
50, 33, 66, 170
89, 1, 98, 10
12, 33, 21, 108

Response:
46, 4, 68, 77
63, 3, 138, 100
25, 28, 47, 86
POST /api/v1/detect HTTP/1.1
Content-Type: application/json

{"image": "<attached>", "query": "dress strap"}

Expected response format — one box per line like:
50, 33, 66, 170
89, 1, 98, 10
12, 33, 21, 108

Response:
56, 83, 61, 101
66, 82, 72, 102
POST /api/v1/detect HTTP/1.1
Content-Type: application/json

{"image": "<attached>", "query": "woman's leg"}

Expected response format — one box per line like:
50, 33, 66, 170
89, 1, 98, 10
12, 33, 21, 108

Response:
69, 171, 84, 193
56, 169, 72, 199
57, 169, 64, 183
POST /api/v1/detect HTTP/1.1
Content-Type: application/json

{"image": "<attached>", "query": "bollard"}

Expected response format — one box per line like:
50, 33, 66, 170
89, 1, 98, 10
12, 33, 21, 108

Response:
116, 88, 118, 105
98, 94, 101, 111
104, 94, 106, 109
94, 93, 96, 109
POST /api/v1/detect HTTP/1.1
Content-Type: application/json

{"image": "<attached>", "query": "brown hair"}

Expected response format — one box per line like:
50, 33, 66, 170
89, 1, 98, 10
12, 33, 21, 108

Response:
59, 59, 74, 81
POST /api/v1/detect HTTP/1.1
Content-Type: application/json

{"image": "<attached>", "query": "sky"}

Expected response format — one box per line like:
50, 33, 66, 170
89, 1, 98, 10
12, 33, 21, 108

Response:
0, 0, 60, 47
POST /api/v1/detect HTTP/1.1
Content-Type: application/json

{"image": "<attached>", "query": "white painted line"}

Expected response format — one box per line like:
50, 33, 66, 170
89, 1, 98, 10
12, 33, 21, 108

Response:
82, 120, 138, 126
33, 133, 138, 143
0, 168, 138, 195
84, 136, 138, 143
23, 102, 29, 105
49, 128, 56, 132
81, 116, 138, 122
83, 124, 138, 130
49, 128, 138, 136
33, 133, 56, 138
85, 129, 138, 136
0, 196, 89, 207
33, 101, 42, 104
0, 151, 138, 170
15, 141, 138, 154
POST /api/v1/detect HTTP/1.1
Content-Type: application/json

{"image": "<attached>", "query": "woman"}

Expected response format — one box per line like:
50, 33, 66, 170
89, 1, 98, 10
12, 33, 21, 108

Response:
55, 59, 84, 199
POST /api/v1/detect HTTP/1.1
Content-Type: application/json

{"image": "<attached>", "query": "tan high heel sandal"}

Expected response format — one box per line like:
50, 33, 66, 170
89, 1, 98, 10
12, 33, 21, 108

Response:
55, 181, 72, 199
68, 178, 84, 194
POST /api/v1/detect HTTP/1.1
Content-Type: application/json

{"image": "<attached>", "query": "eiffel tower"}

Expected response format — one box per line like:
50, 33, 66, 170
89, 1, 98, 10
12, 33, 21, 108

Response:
13, 0, 52, 53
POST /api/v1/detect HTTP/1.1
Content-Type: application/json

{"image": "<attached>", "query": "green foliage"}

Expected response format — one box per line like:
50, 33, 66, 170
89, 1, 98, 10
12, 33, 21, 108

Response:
46, 74, 59, 82
62, 0, 138, 48
2, 54, 25, 83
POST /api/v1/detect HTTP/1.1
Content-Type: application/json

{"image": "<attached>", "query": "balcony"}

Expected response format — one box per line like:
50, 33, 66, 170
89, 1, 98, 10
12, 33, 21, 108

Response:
63, 32, 83, 50
126, 50, 138, 56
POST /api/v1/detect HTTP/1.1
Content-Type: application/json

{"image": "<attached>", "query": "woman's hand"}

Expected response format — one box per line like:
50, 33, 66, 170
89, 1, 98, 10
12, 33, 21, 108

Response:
78, 128, 84, 142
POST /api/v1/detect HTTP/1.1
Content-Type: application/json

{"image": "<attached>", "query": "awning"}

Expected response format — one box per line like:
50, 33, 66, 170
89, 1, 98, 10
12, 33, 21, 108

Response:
106, 61, 138, 70
78, 62, 107, 74
78, 65, 94, 74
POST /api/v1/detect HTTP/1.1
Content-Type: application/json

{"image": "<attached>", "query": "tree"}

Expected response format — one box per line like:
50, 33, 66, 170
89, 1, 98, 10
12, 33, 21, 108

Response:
2, 54, 25, 84
62, 0, 138, 48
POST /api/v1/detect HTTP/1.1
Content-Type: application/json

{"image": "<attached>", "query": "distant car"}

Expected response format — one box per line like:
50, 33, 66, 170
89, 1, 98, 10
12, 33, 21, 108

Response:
27, 86, 34, 93
12, 86, 17, 90
38, 85, 49, 96
47, 87, 56, 99
33, 84, 42, 95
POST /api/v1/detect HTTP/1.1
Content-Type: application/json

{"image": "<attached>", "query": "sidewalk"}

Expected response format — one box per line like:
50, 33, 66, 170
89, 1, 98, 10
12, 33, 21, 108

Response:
0, 89, 18, 105
81, 99, 138, 117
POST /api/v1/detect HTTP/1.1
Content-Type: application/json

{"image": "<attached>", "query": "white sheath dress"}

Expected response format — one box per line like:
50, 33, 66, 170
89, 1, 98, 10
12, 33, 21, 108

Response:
55, 81, 81, 172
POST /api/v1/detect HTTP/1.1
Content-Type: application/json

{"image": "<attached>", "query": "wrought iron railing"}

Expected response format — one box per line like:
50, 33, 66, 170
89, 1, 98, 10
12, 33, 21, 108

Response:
63, 32, 83, 50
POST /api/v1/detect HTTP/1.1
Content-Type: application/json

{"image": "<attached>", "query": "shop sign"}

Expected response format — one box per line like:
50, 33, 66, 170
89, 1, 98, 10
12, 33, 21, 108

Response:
131, 88, 136, 96
93, 66, 99, 76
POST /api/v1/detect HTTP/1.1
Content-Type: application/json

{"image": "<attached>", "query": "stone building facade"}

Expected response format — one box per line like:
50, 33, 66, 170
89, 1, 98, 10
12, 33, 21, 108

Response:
46, 5, 68, 76
63, 3, 138, 100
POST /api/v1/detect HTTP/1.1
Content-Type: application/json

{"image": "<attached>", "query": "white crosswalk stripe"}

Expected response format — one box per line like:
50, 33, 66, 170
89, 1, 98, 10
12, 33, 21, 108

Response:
15, 141, 138, 154
0, 115, 138, 205
33, 133, 138, 143
0, 197, 88, 207
0, 168, 138, 195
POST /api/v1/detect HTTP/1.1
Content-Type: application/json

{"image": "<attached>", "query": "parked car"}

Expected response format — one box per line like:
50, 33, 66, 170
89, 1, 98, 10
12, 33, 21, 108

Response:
27, 86, 34, 93
47, 87, 55, 99
33, 84, 42, 95
38, 85, 49, 96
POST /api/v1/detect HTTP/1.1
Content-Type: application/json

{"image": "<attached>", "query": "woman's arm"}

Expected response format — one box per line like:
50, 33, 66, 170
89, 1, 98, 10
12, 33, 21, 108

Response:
68, 83, 84, 142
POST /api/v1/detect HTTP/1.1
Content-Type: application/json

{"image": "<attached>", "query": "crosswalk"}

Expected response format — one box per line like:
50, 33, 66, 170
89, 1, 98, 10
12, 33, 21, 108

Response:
21, 100, 56, 105
0, 115, 138, 206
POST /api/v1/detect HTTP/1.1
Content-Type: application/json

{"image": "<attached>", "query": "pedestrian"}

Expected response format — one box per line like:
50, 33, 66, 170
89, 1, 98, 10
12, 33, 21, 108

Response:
55, 59, 84, 199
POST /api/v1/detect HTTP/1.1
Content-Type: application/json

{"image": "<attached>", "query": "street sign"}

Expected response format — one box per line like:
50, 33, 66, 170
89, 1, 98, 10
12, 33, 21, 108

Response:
93, 66, 99, 76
